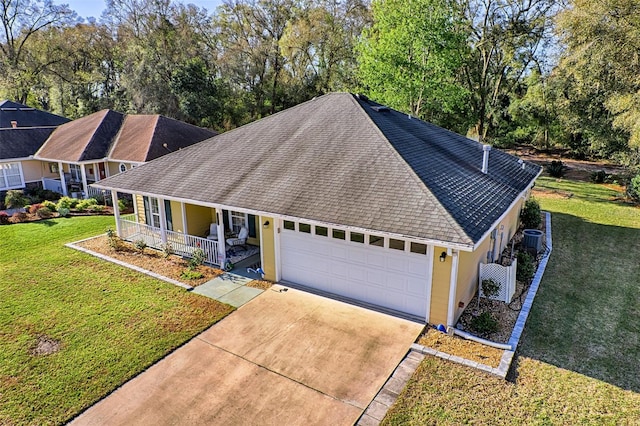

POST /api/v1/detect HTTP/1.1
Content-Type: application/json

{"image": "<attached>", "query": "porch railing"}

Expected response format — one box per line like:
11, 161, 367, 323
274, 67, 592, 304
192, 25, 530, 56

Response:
117, 217, 221, 266
87, 186, 111, 199
42, 178, 63, 194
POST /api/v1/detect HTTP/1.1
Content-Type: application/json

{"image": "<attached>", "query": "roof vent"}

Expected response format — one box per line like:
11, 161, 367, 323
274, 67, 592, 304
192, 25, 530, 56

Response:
10, 120, 17, 128
518, 159, 525, 170
482, 144, 491, 174
371, 106, 389, 112
355, 93, 369, 101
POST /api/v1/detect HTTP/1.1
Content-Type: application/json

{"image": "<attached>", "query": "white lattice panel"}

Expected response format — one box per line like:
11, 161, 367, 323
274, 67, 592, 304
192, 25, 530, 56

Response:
479, 259, 517, 303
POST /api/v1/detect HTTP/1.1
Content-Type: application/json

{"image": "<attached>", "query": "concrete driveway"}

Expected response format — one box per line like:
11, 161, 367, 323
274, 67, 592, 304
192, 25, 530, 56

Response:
71, 285, 423, 425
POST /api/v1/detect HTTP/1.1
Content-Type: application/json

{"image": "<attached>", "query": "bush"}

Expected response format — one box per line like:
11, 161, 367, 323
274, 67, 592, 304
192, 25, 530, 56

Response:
0, 211, 9, 225
180, 269, 204, 280
626, 174, 640, 202
24, 187, 60, 203
161, 242, 174, 258
105, 227, 121, 251
28, 203, 43, 214
520, 198, 541, 229
188, 248, 206, 269
517, 251, 535, 283
42, 200, 57, 212
470, 311, 499, 335
4, 190, 28, 209
118, 198, 129, 212
91, 204, 105, 213
481, 278, 500, 298
56, 196, 79, 211
546, 160, 564, 178
57, 207, 70, 217
36, 207, 53, 219
11, 211, 28, 222
134, 239, 147, 252
590, 170, 608, 184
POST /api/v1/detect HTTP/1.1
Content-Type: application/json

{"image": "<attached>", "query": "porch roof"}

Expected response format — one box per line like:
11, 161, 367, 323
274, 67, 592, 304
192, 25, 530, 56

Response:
95, 93, 541, 246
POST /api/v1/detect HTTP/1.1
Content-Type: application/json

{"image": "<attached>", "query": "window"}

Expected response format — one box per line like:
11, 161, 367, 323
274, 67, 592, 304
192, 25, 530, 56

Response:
49, 163, 59, 173
0, 162, 23, 190
228, 210, 248, 234
410, 242, 427, 255
299, 223, 311, 233
69, 164, 81, 181
315, 226, 328, 236
283, 220, 295, 230
389, 239, 405, 251
119, 163, 127, 173
149, 197, 161, 228
369, 235, 384, 247
332, 229, 345, 240
350, 232, 365, 243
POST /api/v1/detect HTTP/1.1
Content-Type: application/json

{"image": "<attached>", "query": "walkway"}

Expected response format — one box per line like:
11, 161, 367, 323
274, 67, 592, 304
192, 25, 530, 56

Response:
190, 272, 263, 307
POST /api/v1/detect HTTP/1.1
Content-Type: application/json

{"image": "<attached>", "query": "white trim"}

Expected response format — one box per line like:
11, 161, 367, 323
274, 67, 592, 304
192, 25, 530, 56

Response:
90, 186, 476, 252
34, 156, 110, 165
446, 250, 460, 328
274, 218, 282, 281
158, 197, 168, 244
180, 202, 187, 234
58, 162, 67, 196
216, 211, 226, 266
112, 191, 121, 236
80, 164, 89, 199
118, 163, 127, 173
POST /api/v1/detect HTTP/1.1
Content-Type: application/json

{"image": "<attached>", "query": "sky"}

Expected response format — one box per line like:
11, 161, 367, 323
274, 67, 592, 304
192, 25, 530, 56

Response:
60, 0, 224, 20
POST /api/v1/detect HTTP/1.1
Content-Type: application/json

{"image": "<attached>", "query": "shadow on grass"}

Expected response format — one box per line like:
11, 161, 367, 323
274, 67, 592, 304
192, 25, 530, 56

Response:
37, 219, 58, 227
517, 212, 640, 393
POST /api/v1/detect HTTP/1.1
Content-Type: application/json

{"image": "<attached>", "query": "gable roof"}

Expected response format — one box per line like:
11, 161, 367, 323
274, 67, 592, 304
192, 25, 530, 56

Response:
95, 93, 541, 247
0, 127, 57, 160
0, 100, 69, 128
35, 110, 216, 163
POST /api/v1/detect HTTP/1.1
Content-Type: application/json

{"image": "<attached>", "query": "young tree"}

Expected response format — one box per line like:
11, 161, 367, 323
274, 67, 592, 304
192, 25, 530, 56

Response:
357, 0, 468, 125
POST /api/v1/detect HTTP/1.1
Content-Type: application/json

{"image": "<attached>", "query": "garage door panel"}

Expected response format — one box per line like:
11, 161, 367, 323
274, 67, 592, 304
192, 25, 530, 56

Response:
281, 231, 430, 318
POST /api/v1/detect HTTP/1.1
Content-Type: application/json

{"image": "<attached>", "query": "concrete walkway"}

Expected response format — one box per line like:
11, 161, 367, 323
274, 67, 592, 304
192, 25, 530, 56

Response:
70, 286, 423, 426
191, 272, 263, 307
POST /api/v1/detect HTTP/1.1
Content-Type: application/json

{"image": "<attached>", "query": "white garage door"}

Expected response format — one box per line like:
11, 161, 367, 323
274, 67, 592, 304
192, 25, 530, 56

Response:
280, 224, 431, 318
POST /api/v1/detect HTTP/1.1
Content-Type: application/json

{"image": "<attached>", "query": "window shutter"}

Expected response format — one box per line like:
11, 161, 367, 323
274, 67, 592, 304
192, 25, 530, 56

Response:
143, 196, 151, 226
248, 214, 256, 238
164, 200, 173, 231
223, 210, 230, 232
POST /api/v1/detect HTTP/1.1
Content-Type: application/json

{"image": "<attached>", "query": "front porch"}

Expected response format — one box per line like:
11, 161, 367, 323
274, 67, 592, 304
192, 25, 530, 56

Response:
41, 161, 112, 199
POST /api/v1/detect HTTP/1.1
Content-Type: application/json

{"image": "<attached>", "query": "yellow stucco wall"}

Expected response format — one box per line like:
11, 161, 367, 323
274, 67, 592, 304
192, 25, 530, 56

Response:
260, 215, 276, 281
20, 160, 57, 182
185, 204, 215, 237
135, 195, 145, 223
168, 201, 184, 233
107, 162, 121, 177
429, 246, 452, 326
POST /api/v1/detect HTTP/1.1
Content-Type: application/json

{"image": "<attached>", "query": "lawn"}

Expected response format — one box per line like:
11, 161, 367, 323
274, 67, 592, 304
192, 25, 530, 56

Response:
383, 177, 640, 424
0, 216, 234, 425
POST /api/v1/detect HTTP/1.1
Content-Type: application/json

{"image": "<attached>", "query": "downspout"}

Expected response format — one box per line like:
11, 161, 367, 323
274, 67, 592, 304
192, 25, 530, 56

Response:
446, 249, 459, 331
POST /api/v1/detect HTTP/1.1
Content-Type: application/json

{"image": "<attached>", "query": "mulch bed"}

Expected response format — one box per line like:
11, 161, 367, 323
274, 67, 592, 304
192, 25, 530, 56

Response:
418, 328, 503, 368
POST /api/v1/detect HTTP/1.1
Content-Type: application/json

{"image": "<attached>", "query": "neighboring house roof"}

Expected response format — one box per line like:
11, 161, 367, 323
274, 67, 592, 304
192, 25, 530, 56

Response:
95, 93, 541, 247
0, 127, 57, 160
35, 110, 216, 163
0, 100, 69, 128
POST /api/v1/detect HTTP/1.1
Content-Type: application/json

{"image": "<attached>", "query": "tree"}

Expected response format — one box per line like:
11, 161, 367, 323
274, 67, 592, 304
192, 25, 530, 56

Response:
457, 0, 559, 142
357, 0, 468, 125
0, 0, 75, 102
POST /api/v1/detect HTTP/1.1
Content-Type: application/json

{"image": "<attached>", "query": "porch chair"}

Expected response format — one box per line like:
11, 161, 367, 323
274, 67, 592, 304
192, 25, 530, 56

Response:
206, 223, 219, 241
226, 227, 248, 249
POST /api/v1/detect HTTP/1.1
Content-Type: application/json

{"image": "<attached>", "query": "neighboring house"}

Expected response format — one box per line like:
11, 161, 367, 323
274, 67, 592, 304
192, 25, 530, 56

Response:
0, 100, 70, 194
34, 110, 217, 198
94, 93, 541, 326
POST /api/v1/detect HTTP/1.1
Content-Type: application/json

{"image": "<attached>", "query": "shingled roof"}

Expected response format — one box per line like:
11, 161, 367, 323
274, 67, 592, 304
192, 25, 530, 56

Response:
0, 127, 56, 160
35, 110, 216, 163
95, 93, 541, 246
0, 100, 69, 128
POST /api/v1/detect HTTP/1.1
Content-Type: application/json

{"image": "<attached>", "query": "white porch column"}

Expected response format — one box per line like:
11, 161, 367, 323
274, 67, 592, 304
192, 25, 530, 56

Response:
93, 163, 100, 182
446, 250, 460, 330
181, 202, 187, 234
80, 164, 89, 199
158, 198, 168, 244
111, 191, 121, 237
273, 218, 282, 282
217, 210, 226, 266
133, 195, 139, 221
424, 245, 435, 324
58, 162, 68, 196
104, 160, 110, 178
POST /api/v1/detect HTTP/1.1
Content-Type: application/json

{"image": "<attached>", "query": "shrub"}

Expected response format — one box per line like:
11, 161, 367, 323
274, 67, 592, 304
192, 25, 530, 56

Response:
626, 174, 640, 202
91, 204, 105, 213
520, 198, 541, 229
11, 211, 28, 222
590, 170, 608, 184
56, 196, 79, 211
24, 187, 60, 203
188, 248, 206, 269
517, 251, 535, 283
180, 269, 204, 280
36, 207, 53, 219
57, 207, 70, 217
42, 200, 57, 212
481, 278, 500, 298
105, 227, 121, 251
28, 203, 43, 214
118, 198, 128, 212
134, 239, 147, 252
0, 211, 9, 225
546, 160, 564, 178
470, 311, 499, 335
4, 190, 28, 209
161, 242, 174, 258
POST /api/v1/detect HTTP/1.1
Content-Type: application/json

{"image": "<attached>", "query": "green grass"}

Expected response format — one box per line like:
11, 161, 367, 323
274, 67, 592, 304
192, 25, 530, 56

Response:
383, 177, 640, 424
0, 217, 234, 425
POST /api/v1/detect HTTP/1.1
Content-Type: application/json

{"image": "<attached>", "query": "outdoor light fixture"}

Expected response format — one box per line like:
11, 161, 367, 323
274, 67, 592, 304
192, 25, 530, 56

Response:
439, 251, 447, 262
263, 220, 270, 228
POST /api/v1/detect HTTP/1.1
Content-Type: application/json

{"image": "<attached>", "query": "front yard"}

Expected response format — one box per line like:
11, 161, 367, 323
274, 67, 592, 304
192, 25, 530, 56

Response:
383, 177, 640, 424
0, 216, 233, 425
